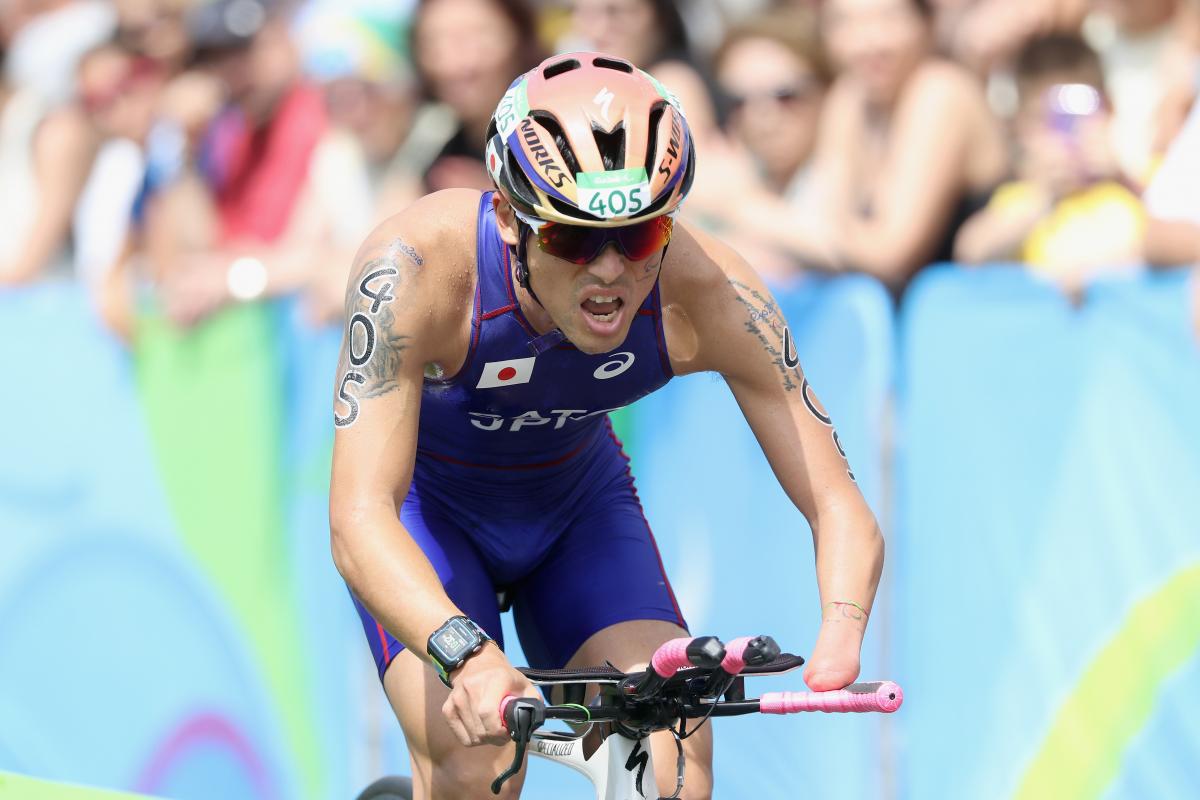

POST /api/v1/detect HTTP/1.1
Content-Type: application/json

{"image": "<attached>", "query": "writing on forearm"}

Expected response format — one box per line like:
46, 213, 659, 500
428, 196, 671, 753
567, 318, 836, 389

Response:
729, 278, 797, 392
334, 240, 420, 427
802, 378, 856, 483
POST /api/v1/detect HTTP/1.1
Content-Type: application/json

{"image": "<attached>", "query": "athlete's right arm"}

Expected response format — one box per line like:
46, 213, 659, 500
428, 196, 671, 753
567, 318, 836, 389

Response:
327, 190, 535, 746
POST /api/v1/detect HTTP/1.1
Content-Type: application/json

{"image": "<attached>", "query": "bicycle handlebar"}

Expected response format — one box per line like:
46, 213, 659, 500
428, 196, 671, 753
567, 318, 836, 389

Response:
760, 681, 903, 714
493, 635, 904, 795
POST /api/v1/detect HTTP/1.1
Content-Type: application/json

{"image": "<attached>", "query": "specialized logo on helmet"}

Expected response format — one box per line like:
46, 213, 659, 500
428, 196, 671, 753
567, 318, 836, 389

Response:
593, 86, 615, 124
519, 118, 571, 189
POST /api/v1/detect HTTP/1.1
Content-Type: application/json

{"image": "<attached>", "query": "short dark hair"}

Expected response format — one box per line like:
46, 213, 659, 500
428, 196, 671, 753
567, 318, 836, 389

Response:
714, 8, 831, 86
911, 0, 934, 18
1014, 33, 1105, 96
646, 0, 690, 61
409, 0, 544, 98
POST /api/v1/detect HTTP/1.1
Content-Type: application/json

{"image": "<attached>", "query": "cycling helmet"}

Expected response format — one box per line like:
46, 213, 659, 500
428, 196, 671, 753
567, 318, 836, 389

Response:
485, 52, 696, 227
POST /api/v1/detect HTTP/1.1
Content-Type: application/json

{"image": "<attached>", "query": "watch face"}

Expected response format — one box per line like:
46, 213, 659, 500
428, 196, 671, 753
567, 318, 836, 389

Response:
434, 617, 479, 663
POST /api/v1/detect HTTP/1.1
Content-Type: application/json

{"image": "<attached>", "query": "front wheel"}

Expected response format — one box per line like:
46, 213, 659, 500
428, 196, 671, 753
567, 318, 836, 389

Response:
356, 775, 413, 800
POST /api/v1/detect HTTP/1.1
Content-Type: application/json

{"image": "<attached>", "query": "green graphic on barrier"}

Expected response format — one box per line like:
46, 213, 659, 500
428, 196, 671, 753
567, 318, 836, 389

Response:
0, 771, 151, 799
1016, 564, 1200, 800
133, 303, 322, 797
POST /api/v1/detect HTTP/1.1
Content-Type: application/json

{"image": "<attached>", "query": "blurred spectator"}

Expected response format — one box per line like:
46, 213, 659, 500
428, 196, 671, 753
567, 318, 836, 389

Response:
1149, 0, 1200, 158
295, 2, 443, 223
934, 0, 1087, 78
567, 0, 720, 147
1142, 91, 1200, 339
0, 2, 102, 285
409, 0, 543, 192
1143, 93, 1200, 267
686, 7, 832, 281
4, 0, 117, 106
813, 0, 1008, 293
1083, 0, 1180, 184
137, 0, 362, 328
74, 42, 168, 281
111, 0, 193, 71
954, 34, 1144, 295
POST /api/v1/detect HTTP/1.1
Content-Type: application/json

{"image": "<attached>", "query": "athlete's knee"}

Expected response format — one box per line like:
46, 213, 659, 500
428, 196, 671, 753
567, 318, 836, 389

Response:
427, 748, 521, 800
680, 774, 713, 800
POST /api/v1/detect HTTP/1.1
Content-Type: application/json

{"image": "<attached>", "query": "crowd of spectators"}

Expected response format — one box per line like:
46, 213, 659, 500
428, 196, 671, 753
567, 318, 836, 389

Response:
2, 0, 1199, 334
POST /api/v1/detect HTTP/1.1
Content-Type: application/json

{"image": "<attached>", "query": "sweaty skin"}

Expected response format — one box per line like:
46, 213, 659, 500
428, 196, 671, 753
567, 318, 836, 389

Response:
329, 188, 884, 798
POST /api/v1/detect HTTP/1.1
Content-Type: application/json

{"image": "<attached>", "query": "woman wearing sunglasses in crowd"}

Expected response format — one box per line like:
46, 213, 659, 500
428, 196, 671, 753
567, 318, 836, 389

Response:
684, 7, 834, 282
329, 53, 884, 799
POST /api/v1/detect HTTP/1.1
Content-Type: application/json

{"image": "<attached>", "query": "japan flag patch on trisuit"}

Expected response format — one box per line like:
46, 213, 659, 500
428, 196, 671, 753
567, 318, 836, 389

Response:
477, 357, 536, 389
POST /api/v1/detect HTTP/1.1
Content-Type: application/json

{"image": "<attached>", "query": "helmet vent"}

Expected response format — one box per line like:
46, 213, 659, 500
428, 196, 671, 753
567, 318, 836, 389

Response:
592, 124, 626, 170
529, 110, 581, 176
549, 195, 603, 223
504, 148, 540, 209
592, 57, 633, 73
644, 101, 666, 175
543, 58, 581, 80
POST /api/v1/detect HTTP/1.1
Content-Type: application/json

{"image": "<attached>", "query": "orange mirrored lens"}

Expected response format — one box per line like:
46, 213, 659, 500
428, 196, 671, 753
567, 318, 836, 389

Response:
535, 217, 673, 264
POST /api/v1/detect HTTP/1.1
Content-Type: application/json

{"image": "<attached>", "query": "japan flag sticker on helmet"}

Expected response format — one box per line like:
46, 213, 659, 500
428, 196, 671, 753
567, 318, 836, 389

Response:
486, 136, 503, 184
477, 357, 536, 389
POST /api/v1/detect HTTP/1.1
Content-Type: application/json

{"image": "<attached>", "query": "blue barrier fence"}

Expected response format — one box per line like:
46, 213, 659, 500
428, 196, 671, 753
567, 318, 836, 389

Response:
1, 265, 1198, 799
896, 266, 1200, 800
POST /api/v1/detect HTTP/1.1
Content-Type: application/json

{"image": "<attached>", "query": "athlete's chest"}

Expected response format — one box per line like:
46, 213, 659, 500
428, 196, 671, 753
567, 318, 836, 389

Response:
423, 311, 671, 434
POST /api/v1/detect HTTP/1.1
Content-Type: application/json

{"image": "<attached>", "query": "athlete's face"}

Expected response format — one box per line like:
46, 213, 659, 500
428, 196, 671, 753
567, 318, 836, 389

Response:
495, 198, 664, 355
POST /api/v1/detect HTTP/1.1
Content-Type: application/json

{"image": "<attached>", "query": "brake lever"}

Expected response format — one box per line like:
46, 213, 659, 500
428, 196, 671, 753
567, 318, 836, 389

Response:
491, 698, 544, 795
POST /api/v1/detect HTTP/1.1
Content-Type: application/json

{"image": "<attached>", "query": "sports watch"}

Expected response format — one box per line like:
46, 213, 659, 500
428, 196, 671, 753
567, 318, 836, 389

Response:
426, 615, 493, 687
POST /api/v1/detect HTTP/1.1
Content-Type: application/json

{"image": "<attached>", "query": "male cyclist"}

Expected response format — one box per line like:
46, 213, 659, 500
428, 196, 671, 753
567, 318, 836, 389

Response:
330, 52, 884, 800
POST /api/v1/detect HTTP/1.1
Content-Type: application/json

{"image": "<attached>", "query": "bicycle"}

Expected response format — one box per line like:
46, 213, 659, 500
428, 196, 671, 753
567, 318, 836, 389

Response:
356, 633, 902, 800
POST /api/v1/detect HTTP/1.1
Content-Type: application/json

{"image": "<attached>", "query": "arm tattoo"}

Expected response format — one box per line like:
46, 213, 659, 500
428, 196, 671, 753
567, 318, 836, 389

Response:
728, 278, 797, 391
334, 240, 421, 427
729, 279, 856, 482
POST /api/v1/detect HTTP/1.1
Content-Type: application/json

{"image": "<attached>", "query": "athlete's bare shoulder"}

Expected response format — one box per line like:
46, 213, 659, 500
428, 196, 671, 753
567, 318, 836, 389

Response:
362, 188, 482, 284
342, 189, 483, 370
658, 221, 766, 375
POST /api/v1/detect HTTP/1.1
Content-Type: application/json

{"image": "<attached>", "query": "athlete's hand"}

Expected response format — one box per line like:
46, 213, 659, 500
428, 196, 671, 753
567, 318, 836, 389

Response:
441, 644, 539, 747
803, 605, 866, 692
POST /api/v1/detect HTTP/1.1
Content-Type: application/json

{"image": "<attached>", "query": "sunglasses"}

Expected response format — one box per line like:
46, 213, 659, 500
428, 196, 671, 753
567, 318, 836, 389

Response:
516, 211, 674, 265
726, 82, 817, 112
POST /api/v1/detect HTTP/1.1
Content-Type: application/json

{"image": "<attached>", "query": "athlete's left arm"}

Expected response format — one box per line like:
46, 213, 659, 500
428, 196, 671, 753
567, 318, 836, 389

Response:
674, 227, 885, 691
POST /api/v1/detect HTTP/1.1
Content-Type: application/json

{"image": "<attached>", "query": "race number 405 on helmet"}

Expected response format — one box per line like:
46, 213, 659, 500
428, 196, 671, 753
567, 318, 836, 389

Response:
485, 52, 697, 229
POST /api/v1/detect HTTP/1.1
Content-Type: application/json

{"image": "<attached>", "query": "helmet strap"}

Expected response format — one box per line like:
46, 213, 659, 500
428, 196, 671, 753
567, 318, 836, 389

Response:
514, 221, 545, 308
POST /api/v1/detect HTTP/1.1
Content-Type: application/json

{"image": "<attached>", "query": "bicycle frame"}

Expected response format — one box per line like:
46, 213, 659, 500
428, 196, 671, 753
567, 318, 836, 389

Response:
527, 728, 660, 800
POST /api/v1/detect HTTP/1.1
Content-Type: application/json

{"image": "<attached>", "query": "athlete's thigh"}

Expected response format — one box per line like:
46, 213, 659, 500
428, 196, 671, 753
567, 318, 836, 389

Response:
382, 650, 526, 800
351, 492, 521, 798
350, 490, 505, 680
568, 620, 714, 800
511, 477, 710, 797
510, 480, 686, 671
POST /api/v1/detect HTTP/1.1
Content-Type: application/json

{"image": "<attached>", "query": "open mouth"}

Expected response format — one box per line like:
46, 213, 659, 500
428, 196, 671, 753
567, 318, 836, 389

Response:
581, 295, 624, 324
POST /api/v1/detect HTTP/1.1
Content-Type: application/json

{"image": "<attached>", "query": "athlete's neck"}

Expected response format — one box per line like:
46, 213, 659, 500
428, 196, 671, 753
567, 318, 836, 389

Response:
511, 258, 558, 336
